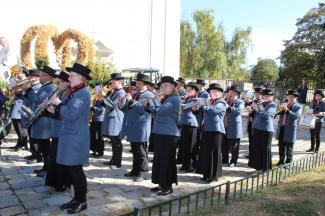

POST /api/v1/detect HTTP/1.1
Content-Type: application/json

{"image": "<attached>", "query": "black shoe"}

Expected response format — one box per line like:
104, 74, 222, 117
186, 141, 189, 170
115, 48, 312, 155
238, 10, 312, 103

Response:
110, 165, 121, 169
24, 155, 37, 160
61, 198, 79, 209
306, 148, 314, 152
34, 168, 44, 174
93, 153, 103, 158
103, 160, 115, 166
285, 160, 292, 164
157, 188, 173, 196
179, 167, 186, 171
185, 168, 194, 173
36, 171, 47, 177
36, 158, 43, 163
67, 202, 87, 214
124, 170, 137, 177
150, 186, 161, 192
245, 155, 250, 159
9, 145, 20, 150
133, 176, 144, 182
314, 149, 319, 153
276, 161, 285, 166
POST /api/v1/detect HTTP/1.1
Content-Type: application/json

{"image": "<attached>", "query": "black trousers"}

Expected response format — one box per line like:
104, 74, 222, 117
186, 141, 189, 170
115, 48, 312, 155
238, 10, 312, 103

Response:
34, 139, 51, 170
12, 119, 28, 148
45, 138, 70, 190
192, 128, 202, 170
180, 125, 198, 170
197, 131, 223, 181
152, 134, 178, 189
247, 122, 253, 157
310, 122, 322, 150
109, 136, 123, 166
90, 121, 104, 154
63, 165, 87, 202
130, 142, 148, 174
28, 127, 39, 158
223, 138, 240, 164
278, 126, 294, 163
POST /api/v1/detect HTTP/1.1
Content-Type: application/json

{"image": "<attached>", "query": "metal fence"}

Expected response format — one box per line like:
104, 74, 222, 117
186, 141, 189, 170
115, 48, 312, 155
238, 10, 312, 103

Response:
120, 151, 325, 216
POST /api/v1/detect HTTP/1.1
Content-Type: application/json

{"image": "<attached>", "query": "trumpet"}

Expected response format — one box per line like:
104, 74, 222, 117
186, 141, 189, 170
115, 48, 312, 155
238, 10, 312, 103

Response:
275, 103, 288, 116
129, 90, 171, 108
103, 95, 127, 112
10, 79, 33, 91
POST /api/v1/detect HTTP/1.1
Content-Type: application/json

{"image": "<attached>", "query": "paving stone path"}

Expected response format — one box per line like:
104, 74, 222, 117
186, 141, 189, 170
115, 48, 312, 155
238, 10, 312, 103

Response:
0, 117, 324, 216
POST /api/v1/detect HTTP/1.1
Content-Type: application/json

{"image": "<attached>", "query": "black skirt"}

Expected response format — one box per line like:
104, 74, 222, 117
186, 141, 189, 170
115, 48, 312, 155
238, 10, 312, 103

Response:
248, 129, 273, 171
197, 131, 223, 180
151, 134, 178, 188
45, 138, 70, 191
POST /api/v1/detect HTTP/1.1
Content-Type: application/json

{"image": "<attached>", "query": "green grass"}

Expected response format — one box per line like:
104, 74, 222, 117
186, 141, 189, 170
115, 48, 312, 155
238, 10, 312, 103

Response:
260, 199, 319, 216
184, 164, 325, 216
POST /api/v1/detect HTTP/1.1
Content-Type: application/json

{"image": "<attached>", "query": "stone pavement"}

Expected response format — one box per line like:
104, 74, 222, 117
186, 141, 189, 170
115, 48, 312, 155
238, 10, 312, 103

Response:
0, 119, 324, 216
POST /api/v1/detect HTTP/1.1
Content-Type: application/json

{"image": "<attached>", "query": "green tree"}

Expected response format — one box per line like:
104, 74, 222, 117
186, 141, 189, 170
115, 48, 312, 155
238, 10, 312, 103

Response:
280, 3, 325, 86
180, 9, 252, 80
251, 58, 279, 81
87, 56, 116, 85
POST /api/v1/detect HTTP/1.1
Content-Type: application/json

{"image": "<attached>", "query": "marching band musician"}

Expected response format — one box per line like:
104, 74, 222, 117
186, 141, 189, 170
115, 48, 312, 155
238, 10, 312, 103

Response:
275, 89, 302, 165
21, 69, 42, 161
30, 66, 56, 177
248, 89, 276, 172
179, 82, 199, 172
223, 85, 244, 167
102, 73, 126, 169
122, 73, 154, 182
45, 71, 71, 191
176, 77, 187, 97
147, 82, 159, 153
47, 63, 92, 214
306, 90, 325, 153
193, 79, 210, 171
149, 76, 180, 196
245, 87, 263, 161
195, 83, 226, 183
89, 82, 105, 157
9, 72, 28, 150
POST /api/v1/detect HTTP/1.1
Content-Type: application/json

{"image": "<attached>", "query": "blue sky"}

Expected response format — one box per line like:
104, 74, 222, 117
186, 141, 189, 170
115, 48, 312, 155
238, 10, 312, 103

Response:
181, 0, 322, 66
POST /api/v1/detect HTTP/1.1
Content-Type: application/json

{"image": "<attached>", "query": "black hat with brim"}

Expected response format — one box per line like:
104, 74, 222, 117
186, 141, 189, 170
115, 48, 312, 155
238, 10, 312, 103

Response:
186, 82, 198, 92
254, 87, 262, 93
228, 85, 241, 95
56, 71, 69, 82
135, 73, 151, 84
108, 72, 124, 81
196, 79, 206, 85
314, 89, 325, 98
261, 89, 274, 96
66, 63, 92, 80
286, 89, 299, 97
176, 77, 186, 85
207, 83, 223, 93
41, 66, 58, 78
158, 76, 177, 87
28, 69, 40, 77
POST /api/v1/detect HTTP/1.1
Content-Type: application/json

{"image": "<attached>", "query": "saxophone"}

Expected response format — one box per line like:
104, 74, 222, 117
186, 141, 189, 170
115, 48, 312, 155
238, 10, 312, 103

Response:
20, 84, 70, 128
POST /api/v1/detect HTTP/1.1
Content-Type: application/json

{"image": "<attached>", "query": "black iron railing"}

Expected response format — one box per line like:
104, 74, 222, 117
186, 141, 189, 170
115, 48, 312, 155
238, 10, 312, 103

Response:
120, 151, 325, 216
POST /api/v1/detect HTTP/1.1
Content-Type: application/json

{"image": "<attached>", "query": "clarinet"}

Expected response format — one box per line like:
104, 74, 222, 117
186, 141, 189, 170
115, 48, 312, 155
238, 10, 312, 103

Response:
25, 84, 70, 127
